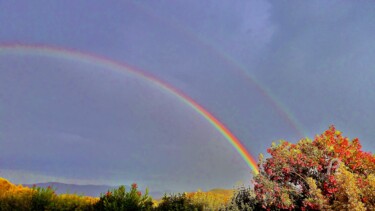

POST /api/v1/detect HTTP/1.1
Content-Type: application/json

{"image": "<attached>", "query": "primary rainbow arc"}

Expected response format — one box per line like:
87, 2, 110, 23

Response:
0, 43, 260, 174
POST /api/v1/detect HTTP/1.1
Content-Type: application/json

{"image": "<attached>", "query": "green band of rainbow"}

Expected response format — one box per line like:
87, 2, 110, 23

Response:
0, 43, 260, 174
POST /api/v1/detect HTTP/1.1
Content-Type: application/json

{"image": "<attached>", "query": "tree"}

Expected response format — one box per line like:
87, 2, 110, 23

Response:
94, 183, 153, 211
252, 126, 375, 210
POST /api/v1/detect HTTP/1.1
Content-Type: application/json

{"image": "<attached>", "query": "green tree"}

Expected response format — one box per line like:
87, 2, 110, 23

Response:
94, 183, 153, 211
155, 193, 203, 211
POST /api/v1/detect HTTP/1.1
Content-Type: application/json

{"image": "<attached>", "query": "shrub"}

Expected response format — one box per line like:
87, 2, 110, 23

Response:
30, 185, 56, 210
0, 178, 34, 210
51, 194, 97, 211
155, 193, 203, 211
94, 183, 153, 211
222, 186, 260, 211
0, 178, 98, 211
186, 189, 232, 210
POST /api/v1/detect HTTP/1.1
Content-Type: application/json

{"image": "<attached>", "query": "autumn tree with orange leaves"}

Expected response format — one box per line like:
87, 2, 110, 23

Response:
251, 126, 375, 210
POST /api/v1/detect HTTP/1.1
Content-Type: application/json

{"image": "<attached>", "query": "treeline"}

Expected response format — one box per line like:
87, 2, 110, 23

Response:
0, 178, 235, 210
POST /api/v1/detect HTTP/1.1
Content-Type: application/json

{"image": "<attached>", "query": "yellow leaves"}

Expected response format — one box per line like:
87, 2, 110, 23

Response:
305, 177, 331, 210
0, 178, 13, 192
58, 193, 98, 203
280, 192, 292, 207
53, 193, 99, 209
304, 165, 374, 211
360, 173, 375, 210
335, 130, 341, 136
186, 189, 233, 210
328, 145, 334, 152
0, 177, 98, 209
0, 177, 34, 196
291, 148, 301, 155
333, 165, 366, 211
258, 153, 264, 162
0, 177, 34, 209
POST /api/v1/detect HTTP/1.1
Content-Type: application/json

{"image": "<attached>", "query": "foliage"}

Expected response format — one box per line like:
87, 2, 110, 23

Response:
49, 193, 97, 211
186, 189, 233, 210
94, 183, 153, 211
0, 178, 34, 210
2, 126, 374, 210
222, 186, 260, 211
332, 165, 366, 210
0, 177, 97, 211
30, 185, 56, 210
252, 125, 375, 210
155, 193, 203, 211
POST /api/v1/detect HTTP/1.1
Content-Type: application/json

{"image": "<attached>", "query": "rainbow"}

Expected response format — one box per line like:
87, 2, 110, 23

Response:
131, 2, 306, 138
0, 43, 259, 174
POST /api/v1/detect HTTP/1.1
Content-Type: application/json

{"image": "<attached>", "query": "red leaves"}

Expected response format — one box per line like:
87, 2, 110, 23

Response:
265, 168, 273, 175
253, 125, 375, 210
362, 197, 368, 203
131, 183, 138, 190
282, 167, 290, 174
316, 126, 375, 174
322, 175, 338, 196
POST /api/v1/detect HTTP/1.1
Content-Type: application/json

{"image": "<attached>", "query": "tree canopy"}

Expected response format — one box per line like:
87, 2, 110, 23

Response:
253, 126, 375, 210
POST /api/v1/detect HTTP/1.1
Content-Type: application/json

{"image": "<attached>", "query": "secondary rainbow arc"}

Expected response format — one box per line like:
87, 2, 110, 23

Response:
131, 2, 306, 138
0, 43, 260, 174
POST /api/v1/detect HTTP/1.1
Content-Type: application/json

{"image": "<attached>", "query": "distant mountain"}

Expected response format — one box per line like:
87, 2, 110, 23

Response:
22, 182, 164, 198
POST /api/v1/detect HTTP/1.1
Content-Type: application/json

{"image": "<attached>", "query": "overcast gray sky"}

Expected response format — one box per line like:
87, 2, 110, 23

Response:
1, 0, 375, 193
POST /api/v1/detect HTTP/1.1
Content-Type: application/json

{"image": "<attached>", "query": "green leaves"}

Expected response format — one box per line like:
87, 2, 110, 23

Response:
95, 184, 153, 211
31, 186, 56, 211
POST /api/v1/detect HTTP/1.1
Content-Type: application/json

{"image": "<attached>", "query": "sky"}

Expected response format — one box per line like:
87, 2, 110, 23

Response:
1, 1, 375, 193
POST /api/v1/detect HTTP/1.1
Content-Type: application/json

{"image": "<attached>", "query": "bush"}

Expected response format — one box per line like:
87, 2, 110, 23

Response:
222, 186, 260, 211
155, 193, 203, 211
94, 183, 153, 211
0, 178, 34, 210
50, 194, 97, 211
186, 189, 232, 210
0, 178, 97, 211
31, 185, 56, 210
